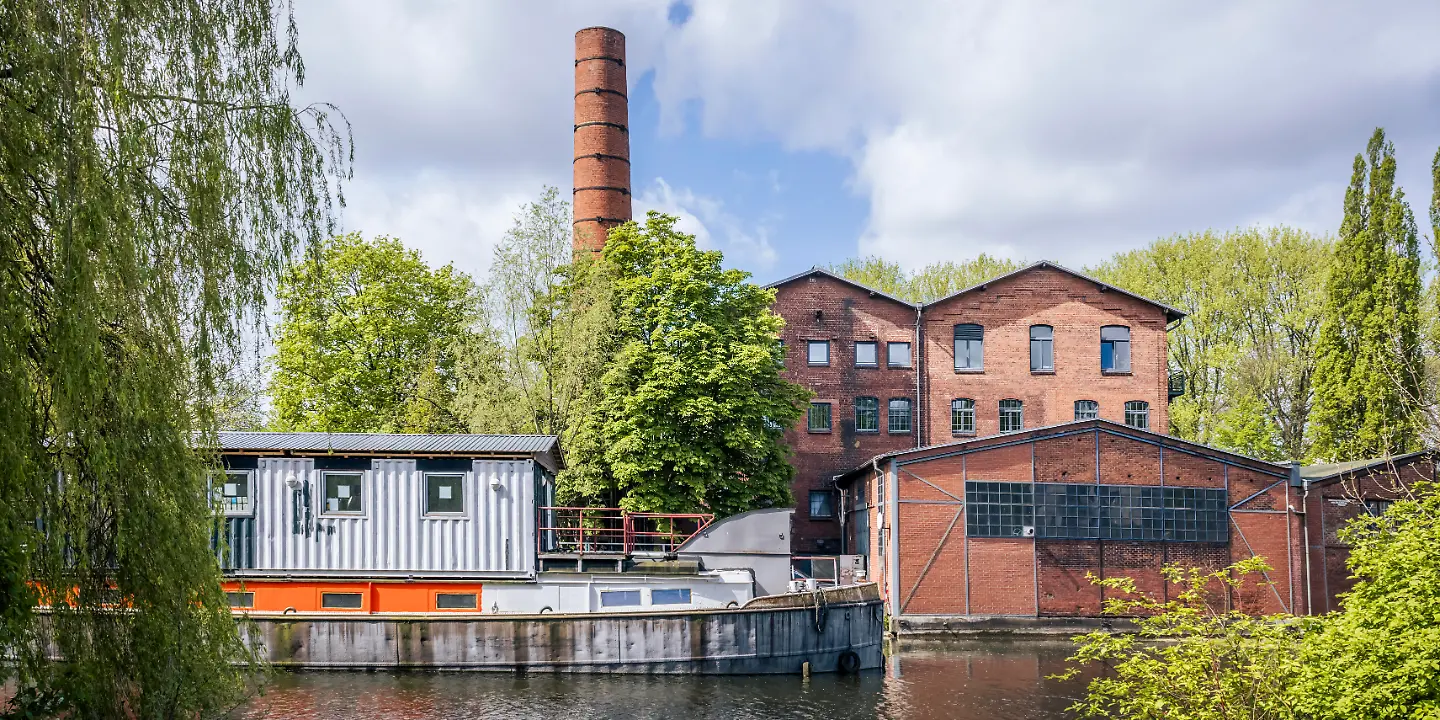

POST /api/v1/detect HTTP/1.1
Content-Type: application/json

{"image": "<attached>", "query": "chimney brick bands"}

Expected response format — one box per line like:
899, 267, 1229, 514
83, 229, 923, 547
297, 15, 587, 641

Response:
573, 27, 631, 255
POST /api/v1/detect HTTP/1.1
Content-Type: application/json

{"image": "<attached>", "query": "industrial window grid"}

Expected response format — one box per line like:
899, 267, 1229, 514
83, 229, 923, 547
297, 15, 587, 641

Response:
855, 396, 880, 432
999, 399, 1024, 433
951, 398, 976, 434
965, 482, 1228, 542
965, 481, 1035, 538
807, 402, 832, 432
1125, 400, 1150, 429
1074, 400, 1099, 421
888, 398, 912, 433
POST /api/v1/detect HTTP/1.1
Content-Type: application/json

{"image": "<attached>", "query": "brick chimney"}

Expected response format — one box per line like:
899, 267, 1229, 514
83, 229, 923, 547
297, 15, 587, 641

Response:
572, 27, 631, 255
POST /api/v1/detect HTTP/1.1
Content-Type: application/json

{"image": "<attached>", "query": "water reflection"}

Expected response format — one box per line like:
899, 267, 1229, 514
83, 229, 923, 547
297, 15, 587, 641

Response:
233, 639, 1090, 720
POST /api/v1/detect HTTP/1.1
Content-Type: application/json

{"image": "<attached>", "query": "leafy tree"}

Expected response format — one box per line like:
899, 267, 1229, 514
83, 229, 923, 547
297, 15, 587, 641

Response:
270, 233, 476, 433
828, 253, 1023, 304
1311, 129, 1425, 460
0, 0, 348, 715
1061, 557, 1305, 720
562, 213, 810, 515
1291, 482, 1440, 718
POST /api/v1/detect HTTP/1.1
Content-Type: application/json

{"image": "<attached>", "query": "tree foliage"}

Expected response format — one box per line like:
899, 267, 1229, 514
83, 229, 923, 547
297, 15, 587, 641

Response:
1311, 128, 1426, 461
828, 254, 1024, 304
1089, 228, 1331, 460
560, 213, 810, 515
269, 232, 476, 433
0, 0, 348, 715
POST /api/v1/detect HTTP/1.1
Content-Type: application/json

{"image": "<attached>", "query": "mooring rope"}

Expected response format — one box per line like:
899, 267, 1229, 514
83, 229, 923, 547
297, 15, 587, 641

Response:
812, 588, 829, 634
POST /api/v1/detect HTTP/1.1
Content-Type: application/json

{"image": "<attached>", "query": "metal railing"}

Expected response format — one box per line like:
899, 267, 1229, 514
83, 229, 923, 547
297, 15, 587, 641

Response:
1168, 371, 1186, 399
537, 507, 713, 556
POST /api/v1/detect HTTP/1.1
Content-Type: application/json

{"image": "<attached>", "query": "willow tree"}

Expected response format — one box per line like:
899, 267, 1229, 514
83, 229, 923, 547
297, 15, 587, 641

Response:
0, 1, 348, 716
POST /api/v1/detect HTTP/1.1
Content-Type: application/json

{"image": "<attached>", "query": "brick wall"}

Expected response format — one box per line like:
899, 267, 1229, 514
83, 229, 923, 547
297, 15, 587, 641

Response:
774, 273, 919, 553
921, 266, 1170, 445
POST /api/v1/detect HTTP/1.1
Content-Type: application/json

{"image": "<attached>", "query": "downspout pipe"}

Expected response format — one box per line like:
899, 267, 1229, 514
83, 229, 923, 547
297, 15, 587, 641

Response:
1295, 461, 1313, 616
914, 304, 923, 449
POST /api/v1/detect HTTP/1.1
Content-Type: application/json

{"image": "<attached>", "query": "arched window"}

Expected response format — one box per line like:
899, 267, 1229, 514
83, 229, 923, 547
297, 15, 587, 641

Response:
1124, 400, 1149, 429
1101, 326, 1131, 372
855, 397, 879, 432
951, 399, 976, 435
999, 399, 1024, 433
1030, 325, 1054, 371
1074, 400, 1099, 421
888, 398, 912, 434
954, 324, 984, 370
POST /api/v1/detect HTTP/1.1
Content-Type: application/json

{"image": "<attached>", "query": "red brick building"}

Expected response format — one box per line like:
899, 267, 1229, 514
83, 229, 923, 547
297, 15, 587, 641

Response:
770, 261, 1184, 553
838, 419, 1307, 621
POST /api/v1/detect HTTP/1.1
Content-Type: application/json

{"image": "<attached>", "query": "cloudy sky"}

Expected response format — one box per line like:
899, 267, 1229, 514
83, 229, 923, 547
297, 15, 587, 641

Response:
291, 1, 1440, 285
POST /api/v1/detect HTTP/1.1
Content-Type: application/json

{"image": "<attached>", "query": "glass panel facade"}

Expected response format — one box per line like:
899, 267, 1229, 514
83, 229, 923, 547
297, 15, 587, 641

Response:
951, 398, 975, 434
1074, 400, 1099, 420
887, 342, 912, 368
1030, 325, 1054, 371
807, 402, 832, 432
954, 324, 984, 370
855, 397, 879, 432
855, 341, 878, 367
888, 398, 912, 433
965, 482, 1228, 543
999, 399, 1023, 433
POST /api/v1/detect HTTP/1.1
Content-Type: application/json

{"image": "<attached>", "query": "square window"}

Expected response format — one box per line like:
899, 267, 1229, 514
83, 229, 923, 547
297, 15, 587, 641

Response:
600, 590, 642, 607
219, 471, 253, 516
323, 472, 364, 514
887, 342, 912, 368
807, 402, 832, 432
320, 592, 363, 610
810, 490, 836, 519
1124, 401, 1149, 430
855, 341, 878, 367
426, 473, 465, 514
435, 592, 478, 610
651, 588, 692, 605
807, 340, 830, 366
1074, 400, 1099, 421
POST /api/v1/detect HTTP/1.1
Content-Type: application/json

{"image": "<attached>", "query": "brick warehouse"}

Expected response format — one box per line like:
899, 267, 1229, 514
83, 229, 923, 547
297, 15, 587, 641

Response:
769, 262, 1184, 554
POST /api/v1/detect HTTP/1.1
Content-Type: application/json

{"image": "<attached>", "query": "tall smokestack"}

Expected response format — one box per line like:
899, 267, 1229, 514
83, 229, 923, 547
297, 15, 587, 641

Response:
573, 27, 631, 255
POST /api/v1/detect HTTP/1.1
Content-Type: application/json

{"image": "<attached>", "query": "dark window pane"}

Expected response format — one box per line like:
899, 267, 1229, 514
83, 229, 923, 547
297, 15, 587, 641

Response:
436, 592, 477, 609
965, 480, 1035, 538
321, 592, 363, 609
323, 473, 364, 514
227, 592, 254, 608
426, 473, 465, 514
809, 491, 835, 518
808, 402, 832, 432
855, 397, 879, 432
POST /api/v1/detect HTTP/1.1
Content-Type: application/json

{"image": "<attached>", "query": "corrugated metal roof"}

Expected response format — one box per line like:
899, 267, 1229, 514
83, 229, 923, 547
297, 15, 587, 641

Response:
1300, 450, 1433, 482
216, 432, 558, 455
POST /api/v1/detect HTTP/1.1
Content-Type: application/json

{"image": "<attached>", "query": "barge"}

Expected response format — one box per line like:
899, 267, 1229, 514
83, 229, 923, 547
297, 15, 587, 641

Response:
214, 432, 883, 674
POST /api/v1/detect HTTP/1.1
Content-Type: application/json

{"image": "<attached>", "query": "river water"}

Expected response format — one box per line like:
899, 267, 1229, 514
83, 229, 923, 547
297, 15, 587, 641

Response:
232, 639, 1092, 719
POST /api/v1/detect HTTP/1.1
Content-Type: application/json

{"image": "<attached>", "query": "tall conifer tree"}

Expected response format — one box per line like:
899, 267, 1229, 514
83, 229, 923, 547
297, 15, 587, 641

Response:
1311, 129, 1424, 460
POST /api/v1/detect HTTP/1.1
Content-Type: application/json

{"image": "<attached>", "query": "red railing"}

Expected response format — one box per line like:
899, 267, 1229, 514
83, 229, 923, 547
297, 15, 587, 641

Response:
537, 507, 713, 556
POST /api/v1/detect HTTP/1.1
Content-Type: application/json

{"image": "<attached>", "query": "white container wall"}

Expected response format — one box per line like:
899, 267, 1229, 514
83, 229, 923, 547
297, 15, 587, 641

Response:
247, 457, 538, 578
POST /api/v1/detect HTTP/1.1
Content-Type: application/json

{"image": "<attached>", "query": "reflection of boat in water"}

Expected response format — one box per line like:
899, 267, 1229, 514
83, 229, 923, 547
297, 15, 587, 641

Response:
214, 432, 883, 673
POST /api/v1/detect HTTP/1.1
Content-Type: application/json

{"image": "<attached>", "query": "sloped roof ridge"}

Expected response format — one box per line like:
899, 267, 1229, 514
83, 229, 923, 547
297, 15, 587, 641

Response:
764, 266, 918, 307
920, 260, 1188, 320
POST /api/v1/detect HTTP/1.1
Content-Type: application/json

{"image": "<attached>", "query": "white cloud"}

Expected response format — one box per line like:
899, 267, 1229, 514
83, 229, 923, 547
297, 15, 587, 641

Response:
635, 178, 779, 272
650, 1, 1440, 269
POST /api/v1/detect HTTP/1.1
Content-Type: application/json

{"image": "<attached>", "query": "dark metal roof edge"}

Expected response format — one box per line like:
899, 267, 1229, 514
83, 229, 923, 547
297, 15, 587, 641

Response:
1300, 449, 1435, 485
764, 266, 918, 307
918, 260, 1189, 321
836, 419, 1287, 484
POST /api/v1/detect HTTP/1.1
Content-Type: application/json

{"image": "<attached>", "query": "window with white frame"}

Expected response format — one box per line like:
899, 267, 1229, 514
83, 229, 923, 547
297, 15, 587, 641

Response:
323, 472, 364, 514
426, 473, 465, 515
807, 340, 830, 366
1074, 400, 1099, 421
1124, 400, 1149, 429
888, 398, 912, 433
999, 399, 1024, 433
218, 470, 253, 515
951, 398, 975, 434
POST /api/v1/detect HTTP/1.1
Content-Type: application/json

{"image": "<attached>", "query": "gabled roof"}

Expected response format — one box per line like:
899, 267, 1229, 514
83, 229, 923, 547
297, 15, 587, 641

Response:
216, 432, 561, 471
835, 418, 1285, 485
764, 266, 917, 307
1300, 449, 1435, 484
920, 260, 1187, 322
